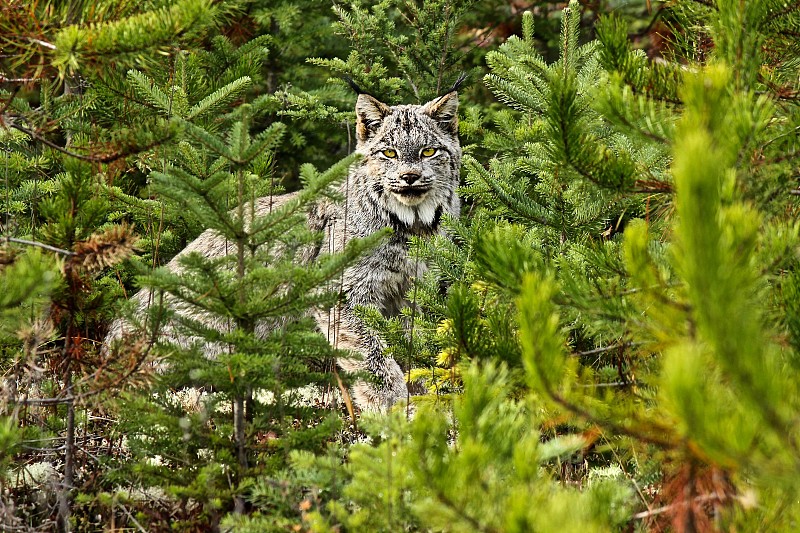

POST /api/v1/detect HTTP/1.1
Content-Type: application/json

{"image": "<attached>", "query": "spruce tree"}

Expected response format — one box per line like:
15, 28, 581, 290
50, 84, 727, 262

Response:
1, 0, 218, 523
100, 52, 386, 529
2, 2, 274, 529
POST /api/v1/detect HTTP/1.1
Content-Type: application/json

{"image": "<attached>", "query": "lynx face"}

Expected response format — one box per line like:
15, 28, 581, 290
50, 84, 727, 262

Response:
353, 92, 461, 230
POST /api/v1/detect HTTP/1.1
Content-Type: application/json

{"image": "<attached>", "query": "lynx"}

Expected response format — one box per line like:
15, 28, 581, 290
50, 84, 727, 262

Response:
107, 89, 461, 411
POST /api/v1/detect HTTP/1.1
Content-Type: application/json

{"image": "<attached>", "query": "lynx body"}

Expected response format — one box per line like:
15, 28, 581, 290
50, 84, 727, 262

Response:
107, 91, 461, 410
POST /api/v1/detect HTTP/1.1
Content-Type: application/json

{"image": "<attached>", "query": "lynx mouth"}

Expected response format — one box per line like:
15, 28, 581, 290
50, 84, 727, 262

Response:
391, 187, 430, 198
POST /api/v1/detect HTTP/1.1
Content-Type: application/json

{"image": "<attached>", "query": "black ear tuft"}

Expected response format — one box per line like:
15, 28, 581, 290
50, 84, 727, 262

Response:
355, 94, 391, 144
342, 76, 364, 95
447, 72, 468, 94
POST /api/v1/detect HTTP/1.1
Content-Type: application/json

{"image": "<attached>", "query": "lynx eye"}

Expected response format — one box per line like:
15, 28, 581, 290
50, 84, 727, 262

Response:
421, 147, 437, 157
381, 149, 397, 158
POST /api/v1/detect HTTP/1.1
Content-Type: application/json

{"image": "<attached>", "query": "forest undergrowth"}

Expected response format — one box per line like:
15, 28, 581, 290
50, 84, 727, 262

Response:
1, 0, 799, 531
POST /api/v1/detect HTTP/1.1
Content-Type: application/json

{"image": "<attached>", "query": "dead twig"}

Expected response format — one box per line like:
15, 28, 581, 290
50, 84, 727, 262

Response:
3, 236, 76, 256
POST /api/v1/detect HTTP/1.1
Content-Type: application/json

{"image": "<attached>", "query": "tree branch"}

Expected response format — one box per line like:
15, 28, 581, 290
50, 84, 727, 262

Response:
9, 122, 120, 163
3, 236, 76, 256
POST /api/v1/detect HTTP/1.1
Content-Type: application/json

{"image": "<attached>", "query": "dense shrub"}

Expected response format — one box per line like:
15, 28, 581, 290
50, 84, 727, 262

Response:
1, 0, 798, 531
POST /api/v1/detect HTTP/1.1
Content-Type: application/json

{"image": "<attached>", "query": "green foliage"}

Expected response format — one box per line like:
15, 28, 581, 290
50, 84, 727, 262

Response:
660, 64, 798, 480
109, 98, 383, 529
51, 0, 220, 74
298, 362, 632, 533
1, 0, 799, 530
313, 0, 484, 102
392, 0, 800, 530
0, 250, 56, 322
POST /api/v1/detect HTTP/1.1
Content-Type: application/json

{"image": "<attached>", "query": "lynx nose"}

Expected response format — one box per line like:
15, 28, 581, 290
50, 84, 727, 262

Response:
400, 172, 421, 185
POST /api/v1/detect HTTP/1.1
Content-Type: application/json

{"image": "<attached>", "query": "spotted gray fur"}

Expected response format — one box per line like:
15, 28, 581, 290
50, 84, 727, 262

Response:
106, 92, 461, 411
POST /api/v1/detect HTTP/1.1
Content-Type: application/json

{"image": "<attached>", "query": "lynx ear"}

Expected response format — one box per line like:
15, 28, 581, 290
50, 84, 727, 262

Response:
356, 94, 391, 143
422, 91, 459, 135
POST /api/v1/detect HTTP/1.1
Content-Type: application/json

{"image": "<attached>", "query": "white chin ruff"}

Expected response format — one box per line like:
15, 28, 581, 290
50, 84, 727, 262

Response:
388, 193, 438, 226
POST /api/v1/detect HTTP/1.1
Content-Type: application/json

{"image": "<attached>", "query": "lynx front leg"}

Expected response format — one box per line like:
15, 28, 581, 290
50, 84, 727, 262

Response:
316, 305, 407, 412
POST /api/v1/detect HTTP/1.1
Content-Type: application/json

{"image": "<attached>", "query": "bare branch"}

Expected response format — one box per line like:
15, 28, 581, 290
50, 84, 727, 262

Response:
631, 493, 728, 520
26, 37, 56, 50
0, 74, 40, 83
572, 342, 638, 357
8, 123, 120, 163
4, 236, 76, 256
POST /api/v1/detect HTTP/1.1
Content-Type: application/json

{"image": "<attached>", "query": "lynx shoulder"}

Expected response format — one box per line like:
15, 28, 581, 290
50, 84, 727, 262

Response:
107, 90, 462, 411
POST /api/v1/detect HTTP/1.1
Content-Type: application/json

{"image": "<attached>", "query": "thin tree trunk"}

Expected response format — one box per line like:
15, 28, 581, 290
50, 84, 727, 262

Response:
233, 395, 246, 514
58, 345, 75, 532
232, 168, 248, 514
